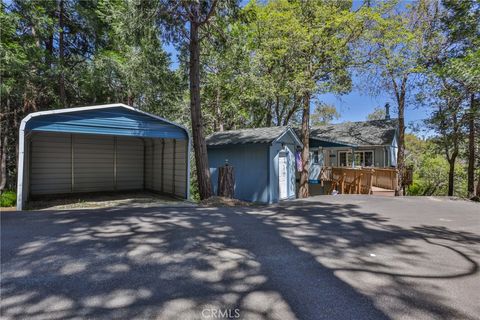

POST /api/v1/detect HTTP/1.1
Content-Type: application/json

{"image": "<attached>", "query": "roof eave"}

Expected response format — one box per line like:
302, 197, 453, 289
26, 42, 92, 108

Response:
309, 136, 358, 148
273, 127, 303, 147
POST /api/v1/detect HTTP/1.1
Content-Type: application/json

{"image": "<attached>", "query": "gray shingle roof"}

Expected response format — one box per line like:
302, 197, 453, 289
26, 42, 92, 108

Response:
309, 119, 398, 146
206, 119, 398, 147
206, 126, 290, 146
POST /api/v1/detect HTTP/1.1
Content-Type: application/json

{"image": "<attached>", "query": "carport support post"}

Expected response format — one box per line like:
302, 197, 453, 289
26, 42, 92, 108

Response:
151, 141, 155, 189
71, 134, 74, 192
16, 122, 27, 210
113, 136, 117, 190
187, 138, 191, 199
161, 139, 165, 193
173, 139, 176, 195
28, 139, 32, 197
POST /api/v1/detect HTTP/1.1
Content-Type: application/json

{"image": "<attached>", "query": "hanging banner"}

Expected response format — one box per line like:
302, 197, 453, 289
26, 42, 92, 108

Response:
295, 151, 302, 172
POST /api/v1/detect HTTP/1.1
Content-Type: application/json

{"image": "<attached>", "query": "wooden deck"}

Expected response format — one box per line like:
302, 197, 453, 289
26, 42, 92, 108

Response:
319, 166, 399, 195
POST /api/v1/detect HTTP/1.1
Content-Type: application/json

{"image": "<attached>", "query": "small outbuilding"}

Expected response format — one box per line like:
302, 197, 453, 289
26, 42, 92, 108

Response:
16, 104, 190, 210
206, 126, 302, 204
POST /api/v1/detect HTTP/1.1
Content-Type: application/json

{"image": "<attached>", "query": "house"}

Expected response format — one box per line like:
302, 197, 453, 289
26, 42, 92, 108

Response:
16, 104, 190, 210
304, 117, 399, 195
206, 126, 302, 204
307, 118, 398, 169
206, 110, 399, 201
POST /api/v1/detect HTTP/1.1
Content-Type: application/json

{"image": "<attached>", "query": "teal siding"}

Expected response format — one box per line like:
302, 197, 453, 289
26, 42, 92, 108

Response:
208, 129, 301, 204
208, 144, 270, 203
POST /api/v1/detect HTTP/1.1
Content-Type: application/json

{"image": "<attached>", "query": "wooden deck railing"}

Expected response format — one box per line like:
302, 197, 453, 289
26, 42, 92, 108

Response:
319, 166, 398, 195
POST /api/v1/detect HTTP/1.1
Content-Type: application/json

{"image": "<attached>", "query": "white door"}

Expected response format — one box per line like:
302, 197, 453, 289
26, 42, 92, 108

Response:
279, 153, 288, 200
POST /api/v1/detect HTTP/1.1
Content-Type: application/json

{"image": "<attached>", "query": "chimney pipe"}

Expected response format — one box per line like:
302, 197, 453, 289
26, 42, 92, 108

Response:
385, 103, 390, 120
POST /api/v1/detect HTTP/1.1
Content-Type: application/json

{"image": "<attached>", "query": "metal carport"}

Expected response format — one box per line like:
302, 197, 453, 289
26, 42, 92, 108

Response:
16, 104, 190, 210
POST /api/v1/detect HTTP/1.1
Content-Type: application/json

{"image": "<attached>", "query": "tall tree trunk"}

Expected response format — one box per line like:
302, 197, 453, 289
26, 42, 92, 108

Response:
58, 0, 66, 107
467, 93, 476, 198
14, 106, 20, 191
189, 22, 212, 200
476, 173, 480, 198
265, 101, 272, 127
274, 95, 280, 126
447, 156, 456, 196
298, 92, 310, 198
284, 95, 300, 125
395, 79, 407, 196
127, 93, 134, 106
24, 26, 40, 114
0, 101, 7, 192
215, 87, 223, 131
0, 135, 6, 192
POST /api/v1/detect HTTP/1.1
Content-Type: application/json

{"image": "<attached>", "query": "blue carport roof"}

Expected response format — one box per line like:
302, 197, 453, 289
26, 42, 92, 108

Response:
24, 104, 188, 140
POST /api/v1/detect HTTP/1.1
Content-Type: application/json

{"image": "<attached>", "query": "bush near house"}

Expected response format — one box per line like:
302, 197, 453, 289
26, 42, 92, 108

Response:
0, 191, 16, 207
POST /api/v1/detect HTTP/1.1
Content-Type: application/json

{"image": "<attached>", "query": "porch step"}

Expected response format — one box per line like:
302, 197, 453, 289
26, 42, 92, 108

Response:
371, 186, 395, 197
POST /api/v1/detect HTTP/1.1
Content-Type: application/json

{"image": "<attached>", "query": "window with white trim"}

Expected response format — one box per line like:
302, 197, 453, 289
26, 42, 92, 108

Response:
338, 150, 374, 167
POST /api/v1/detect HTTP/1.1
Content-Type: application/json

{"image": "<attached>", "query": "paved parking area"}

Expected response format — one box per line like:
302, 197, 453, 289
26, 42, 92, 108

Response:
1, 196, 479, 319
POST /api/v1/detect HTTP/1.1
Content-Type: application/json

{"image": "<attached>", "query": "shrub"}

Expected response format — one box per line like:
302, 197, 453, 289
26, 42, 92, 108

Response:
0, 190, 16, 207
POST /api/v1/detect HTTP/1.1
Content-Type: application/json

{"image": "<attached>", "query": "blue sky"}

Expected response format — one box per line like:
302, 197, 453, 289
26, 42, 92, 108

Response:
318, 87, 430, 126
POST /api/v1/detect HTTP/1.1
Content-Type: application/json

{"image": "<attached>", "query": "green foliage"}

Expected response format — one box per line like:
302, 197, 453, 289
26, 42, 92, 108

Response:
366, 106, 386, 121
0, 191, 16, 207
406, 134, 467, 197
310, 102, 340, 126
199, 0, 364, 129
407, 155, 467, 197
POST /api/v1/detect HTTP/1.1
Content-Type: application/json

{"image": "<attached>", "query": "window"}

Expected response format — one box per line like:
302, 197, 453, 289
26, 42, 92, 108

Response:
310, 150, 318, 164
339, 152, 348, 166
310, 149, 321, 164
365, 152, 373, 166
338, 150, 374, 167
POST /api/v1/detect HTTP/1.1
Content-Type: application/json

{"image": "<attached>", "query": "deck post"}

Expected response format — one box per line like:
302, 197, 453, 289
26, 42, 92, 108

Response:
369, 169, 374, 194
351, 148, 355, 168
357, 173, 362, 194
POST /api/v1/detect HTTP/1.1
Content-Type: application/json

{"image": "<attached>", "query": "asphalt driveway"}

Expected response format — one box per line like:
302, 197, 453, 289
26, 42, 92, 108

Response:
1, 196, 479, 320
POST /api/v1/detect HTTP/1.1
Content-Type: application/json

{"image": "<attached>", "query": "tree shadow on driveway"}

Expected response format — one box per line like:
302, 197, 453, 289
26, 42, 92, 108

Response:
1, 198, 479, 319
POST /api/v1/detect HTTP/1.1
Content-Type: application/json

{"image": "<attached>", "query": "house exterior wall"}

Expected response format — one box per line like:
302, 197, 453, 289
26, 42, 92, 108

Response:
207, 129, 300, 204
315, 146, 391, 168
208, 144, 269, 203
